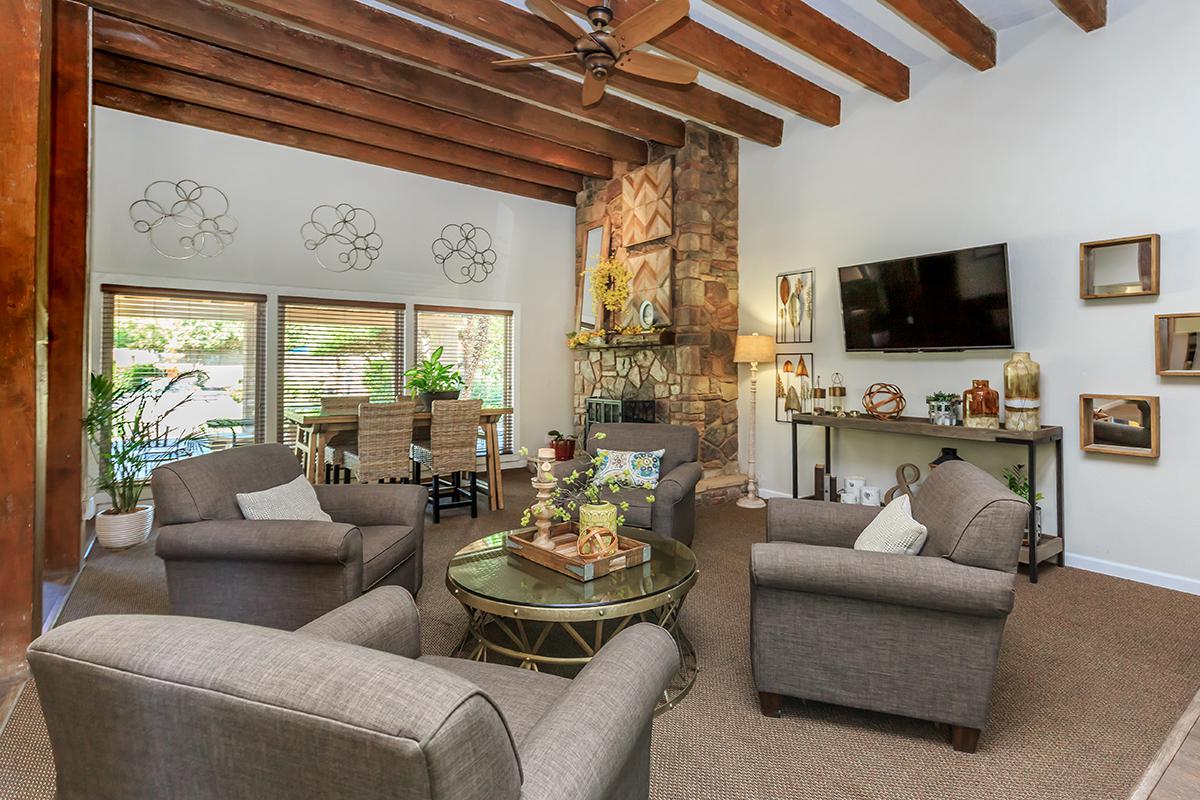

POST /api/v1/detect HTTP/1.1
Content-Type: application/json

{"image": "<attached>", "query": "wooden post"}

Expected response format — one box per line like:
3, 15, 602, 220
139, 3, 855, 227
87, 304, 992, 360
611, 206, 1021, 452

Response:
0, 0, 52, 679
44, 0, 92, 576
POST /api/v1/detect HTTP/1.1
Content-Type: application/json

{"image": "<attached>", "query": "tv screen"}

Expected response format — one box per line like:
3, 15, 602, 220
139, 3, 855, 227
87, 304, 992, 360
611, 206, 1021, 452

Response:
838, 244, 1014, 352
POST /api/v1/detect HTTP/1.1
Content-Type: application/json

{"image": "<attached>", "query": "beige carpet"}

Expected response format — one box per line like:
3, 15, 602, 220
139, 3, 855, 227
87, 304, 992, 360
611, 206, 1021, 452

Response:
2, 471, 1198, 800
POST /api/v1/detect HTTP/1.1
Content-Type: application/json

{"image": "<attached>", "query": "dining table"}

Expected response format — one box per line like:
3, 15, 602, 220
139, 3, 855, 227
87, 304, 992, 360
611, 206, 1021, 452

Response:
283, 406, 513, 511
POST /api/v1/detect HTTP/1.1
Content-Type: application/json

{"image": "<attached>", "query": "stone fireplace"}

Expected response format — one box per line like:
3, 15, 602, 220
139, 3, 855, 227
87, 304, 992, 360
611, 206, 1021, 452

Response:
572, 123, 743, 501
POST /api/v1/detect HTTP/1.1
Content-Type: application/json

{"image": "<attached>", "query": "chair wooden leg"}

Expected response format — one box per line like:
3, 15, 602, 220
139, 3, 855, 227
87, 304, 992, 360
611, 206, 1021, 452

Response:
431, 475, 441, 524
470, 471, 478, 518
412, 461, 421, 485
324, 462, 333, 484
758, 692, 783, 718
950, 726, 981, 753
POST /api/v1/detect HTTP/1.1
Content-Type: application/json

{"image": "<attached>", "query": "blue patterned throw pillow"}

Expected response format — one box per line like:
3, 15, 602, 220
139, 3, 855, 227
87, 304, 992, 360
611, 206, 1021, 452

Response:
593, 448, 665, 489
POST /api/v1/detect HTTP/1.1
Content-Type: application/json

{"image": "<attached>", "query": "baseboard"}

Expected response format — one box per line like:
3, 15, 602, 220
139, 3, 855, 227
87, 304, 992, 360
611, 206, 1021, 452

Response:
1064, 554, 1200, 596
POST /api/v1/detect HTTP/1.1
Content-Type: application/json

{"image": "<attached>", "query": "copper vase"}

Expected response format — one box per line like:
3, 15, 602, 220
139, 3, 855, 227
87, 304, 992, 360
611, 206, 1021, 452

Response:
963, 379, 1000, 429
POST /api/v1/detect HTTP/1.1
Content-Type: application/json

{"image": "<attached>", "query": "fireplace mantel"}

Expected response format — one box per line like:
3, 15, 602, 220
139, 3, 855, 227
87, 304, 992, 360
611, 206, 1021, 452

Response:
569, 330, 676, 351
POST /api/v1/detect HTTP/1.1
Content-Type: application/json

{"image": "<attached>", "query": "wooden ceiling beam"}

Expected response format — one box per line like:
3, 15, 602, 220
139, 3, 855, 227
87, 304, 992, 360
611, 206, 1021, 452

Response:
555, 0, 839, 126
93, 15, 612, 178
376, 0, 787, 144
878, 0, 995, 70
232, 0, 685, 147
93, 52, 584, 193
93, 83, 577, 205
707, 0, 909, 101
1052, 0, 1107, 32
86, 0, 648, 164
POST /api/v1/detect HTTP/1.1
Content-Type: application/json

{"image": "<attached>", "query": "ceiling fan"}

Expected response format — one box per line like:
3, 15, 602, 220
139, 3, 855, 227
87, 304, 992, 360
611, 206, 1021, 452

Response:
493, 0, 699, 106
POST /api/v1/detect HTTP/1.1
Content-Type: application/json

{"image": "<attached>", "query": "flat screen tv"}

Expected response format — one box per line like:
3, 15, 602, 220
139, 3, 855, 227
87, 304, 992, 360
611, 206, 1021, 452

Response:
838, 243, 1014, 352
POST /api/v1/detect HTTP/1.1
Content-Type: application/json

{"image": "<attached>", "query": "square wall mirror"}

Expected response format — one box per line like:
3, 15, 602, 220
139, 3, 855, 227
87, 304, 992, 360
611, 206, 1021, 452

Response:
1080, 234, 1159, 299
1156, 313, 1200, 376
1079, 394, 1160, 458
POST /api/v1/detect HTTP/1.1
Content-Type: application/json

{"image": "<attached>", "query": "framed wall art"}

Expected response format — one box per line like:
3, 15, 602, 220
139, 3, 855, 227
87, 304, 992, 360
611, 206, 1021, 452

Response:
775, 353, 814, 422
776, 270, 814, 344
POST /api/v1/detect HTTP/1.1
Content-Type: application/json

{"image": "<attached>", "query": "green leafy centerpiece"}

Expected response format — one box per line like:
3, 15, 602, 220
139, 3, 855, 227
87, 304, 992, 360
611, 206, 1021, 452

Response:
404, 345, 465, 410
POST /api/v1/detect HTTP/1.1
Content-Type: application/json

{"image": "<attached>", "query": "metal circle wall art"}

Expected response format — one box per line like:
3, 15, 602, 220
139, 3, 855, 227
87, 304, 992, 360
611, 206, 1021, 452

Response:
432, 223, 497, 284
129, 179, 237, 259
301, 204, 382, 272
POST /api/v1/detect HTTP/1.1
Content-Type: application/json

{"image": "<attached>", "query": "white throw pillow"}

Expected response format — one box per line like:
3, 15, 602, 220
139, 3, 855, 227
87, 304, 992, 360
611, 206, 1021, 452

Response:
853, 494, 927, 555
236, 475, 332, 522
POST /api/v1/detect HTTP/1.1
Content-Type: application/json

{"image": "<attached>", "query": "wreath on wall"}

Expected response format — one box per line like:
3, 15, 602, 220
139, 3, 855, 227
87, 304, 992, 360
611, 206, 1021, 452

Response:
589, 258, 632, 313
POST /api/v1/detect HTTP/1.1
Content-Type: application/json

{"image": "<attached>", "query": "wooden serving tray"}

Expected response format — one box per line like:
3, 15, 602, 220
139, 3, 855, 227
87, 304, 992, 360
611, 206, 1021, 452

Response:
505, 523, 651, 582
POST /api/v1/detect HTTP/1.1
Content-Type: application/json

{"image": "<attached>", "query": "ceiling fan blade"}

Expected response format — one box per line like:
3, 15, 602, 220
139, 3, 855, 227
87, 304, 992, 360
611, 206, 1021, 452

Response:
492, 52, 578, 66
526, 0, 586, 40
616, 50, 698, 84
582, 71, 608, 106
613, 0, 689, 51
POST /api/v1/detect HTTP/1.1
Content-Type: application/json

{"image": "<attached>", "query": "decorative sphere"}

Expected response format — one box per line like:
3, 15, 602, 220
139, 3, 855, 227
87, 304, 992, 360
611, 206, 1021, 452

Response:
862, 383, 906, 420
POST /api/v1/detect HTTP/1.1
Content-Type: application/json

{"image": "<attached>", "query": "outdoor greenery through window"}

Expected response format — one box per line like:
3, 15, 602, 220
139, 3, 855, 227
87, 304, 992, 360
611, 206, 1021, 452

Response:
278, 298, 405, 444
415, 306, 514, 453
100, 286, 266, 472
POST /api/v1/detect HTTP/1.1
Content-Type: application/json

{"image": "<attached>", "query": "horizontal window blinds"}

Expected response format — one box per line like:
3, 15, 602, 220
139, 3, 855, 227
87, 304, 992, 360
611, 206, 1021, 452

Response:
278, 297, 405, 445
414, 306, 514, 454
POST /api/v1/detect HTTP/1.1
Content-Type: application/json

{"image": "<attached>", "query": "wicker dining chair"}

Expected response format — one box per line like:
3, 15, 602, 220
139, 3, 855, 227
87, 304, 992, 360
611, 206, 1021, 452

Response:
339, 399, 416, 484
321, 394, 369, 483
411, 399, 483, 523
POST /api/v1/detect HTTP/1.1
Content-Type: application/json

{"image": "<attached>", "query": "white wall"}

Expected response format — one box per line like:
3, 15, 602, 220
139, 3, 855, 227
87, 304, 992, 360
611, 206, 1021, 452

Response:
90, 108, 576, 457
739, 0, 1200, 591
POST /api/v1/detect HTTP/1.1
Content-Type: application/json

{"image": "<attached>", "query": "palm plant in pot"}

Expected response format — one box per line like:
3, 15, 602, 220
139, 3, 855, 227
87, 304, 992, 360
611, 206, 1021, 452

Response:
84, 370, 207, 549
404, 346, 465, 411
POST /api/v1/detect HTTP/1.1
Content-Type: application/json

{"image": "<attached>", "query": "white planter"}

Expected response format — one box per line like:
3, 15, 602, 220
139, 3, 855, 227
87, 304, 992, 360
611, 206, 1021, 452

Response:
95, 505, 153, 550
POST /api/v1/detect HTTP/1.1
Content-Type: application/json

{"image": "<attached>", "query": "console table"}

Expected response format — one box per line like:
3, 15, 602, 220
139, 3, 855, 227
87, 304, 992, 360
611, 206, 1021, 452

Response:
789, 413, 1064, 583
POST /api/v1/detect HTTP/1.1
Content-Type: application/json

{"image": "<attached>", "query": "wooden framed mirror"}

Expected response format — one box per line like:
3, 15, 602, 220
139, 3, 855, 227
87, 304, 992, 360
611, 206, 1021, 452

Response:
1080, 234, 1159, 299
575, 220, 610, 330
1155, 313, 1200, 376
1079, 394, 1160, 458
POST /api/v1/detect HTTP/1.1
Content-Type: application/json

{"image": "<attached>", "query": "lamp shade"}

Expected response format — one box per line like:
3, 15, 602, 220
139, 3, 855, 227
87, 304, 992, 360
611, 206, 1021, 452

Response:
733, 333, 775, 364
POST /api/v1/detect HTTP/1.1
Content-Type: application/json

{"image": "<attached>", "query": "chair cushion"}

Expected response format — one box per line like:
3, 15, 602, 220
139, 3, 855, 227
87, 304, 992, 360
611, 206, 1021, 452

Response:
235, 475, 332, 522
854, 495, 928, 556
593, 448, 664, 489
361, 525, 417, 588
419, 656, 570, 746
606, 487, 653, 528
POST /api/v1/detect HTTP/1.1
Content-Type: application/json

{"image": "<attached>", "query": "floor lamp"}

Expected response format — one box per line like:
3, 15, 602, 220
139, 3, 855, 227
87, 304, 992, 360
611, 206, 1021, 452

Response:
734, 333, 775, 509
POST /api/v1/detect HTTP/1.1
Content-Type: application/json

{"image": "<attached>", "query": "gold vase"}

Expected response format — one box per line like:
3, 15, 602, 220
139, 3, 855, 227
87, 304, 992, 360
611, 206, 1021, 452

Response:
1003, 352, 1041, 431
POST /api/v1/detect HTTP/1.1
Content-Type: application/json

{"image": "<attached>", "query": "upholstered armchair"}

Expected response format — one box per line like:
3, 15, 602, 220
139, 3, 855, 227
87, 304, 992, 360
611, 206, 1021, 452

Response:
552, 422, 702, 546
152, 443, 426, 630
750, 461, 1027, 753
29, 587, 678, 800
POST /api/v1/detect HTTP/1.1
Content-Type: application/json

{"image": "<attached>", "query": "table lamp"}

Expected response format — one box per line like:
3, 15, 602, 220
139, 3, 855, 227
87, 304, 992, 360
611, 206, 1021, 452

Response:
733, 333, 776, 509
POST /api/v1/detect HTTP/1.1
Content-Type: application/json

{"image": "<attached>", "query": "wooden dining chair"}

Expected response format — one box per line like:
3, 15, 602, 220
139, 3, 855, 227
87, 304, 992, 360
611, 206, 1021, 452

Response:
320, 394, 369, 483
410, 399, 483, 523
339, 399, 416, 484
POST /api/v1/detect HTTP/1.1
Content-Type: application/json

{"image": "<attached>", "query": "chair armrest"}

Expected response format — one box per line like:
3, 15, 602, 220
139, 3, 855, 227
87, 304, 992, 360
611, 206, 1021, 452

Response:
549, 454, 593, 483
519, 624, 678, 800
766, 498, 881, 547
751, 542, 1015, 618
655, 462, 701, 506
313, 483, 428, 528
155, 519, 361, 565
296, 586, 420, 658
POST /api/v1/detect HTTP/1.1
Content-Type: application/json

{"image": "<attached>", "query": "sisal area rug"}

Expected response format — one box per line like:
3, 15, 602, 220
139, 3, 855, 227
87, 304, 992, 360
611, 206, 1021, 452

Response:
2, 471, 1197, 800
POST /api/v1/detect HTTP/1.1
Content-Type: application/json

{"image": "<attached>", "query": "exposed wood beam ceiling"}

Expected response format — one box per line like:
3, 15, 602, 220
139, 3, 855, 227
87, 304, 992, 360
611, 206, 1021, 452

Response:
878, 0, 996, 71
94, 82, 577, 204
373, 0, 788, 142
707, 0, 910, 101
1052, 0, 1107, 32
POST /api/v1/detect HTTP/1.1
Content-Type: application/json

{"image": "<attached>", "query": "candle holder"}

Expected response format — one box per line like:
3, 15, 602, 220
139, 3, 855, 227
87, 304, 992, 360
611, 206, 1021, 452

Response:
530, 448, 559, 549
830, 373, 847, 416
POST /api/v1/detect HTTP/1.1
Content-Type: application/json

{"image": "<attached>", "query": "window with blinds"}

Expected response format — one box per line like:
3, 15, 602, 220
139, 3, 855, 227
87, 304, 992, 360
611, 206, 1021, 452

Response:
414, 305, 514, 453
278, 298, 405, 444
100, 285, 267, 458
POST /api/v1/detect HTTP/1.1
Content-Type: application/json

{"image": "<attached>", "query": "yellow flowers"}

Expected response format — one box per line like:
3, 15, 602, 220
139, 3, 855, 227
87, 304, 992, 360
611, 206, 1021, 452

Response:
590, 258, 632, 313
565, 325, 665, 349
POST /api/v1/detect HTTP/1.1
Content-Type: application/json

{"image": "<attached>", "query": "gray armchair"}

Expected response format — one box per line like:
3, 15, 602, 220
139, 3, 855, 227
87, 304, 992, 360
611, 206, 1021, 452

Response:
552, 423, 702, 545
28, 587, 678, 800
152, 443, 426, 630
751, 460, 1027, 752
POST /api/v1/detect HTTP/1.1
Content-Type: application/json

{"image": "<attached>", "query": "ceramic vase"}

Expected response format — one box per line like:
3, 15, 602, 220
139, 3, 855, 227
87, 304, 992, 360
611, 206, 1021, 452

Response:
1003, 352, 1041, 431
95, 505, 154, 550
962, 380, 1000, 429
579, 502, 618, 535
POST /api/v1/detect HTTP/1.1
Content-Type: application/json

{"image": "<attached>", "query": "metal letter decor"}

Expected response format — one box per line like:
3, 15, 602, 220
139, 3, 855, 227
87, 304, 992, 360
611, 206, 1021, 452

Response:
433, 223, 497, 284
129, 179, 237, 259
301, 204, 381, 272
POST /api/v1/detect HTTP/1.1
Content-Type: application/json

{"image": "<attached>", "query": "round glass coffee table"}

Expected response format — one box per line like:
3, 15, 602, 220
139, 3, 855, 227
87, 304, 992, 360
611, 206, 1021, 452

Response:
446, 529, 699, 713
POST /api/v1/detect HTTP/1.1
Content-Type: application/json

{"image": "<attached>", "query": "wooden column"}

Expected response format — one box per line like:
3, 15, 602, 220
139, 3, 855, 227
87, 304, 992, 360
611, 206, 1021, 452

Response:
0, 0, 52, 679
44, 0, 92, 576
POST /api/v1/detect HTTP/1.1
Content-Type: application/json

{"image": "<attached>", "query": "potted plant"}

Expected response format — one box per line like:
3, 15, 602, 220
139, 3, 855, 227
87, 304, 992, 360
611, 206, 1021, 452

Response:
404, 345, 465, 410
1002, 464, 1045, 539
926, 391, 961, 426
547, 429, 576, 461
84, 370, 207, 550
